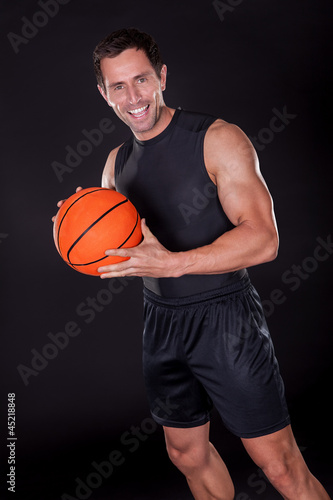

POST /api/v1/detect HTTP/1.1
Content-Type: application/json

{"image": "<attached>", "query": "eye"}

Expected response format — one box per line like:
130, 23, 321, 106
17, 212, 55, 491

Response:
138, 77, 147, 84
114, 85, 124, 91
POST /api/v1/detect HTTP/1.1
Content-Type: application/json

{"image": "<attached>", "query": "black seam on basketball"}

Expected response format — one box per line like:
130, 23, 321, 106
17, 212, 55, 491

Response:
67, 199, 129, 266
69, 254, 110, 267
57, 188, 105, 260
70, 216, 140, 266
117, 211, 139, 248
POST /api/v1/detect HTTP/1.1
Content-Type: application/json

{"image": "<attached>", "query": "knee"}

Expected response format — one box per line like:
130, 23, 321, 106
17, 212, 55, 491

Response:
262, 455, 308, 494
166, 441, 210, 475
262, 459, 291, 488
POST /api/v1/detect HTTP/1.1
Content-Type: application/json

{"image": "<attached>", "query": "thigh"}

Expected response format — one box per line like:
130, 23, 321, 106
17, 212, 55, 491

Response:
241, 424, 306, 476
143, 296, 213, 428
186, 284, 290, 438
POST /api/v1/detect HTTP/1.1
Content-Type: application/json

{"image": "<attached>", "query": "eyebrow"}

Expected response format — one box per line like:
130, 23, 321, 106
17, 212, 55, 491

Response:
107, 72, 152, 89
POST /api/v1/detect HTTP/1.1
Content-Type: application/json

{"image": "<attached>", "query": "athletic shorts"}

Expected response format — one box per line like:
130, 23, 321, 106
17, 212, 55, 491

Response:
142, 275, 291, 438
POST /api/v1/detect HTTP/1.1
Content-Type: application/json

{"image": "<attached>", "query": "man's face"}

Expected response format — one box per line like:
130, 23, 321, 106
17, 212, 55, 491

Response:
98, 48, 167, 140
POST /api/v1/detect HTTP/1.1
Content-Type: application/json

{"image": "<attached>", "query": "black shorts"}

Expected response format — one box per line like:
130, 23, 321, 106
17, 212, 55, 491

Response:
142, 275, 290, 438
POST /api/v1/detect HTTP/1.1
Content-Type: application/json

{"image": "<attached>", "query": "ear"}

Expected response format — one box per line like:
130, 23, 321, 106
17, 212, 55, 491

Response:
160, 64, 167, 91
97, 84, 111, 106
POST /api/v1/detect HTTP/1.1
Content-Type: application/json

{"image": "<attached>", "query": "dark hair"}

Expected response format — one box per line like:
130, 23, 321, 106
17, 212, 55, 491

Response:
93, 28, 164, 91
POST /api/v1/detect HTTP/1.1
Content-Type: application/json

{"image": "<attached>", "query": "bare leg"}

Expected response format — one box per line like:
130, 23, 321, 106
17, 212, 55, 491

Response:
164, 422, 234, 500
242, 425, 331, 500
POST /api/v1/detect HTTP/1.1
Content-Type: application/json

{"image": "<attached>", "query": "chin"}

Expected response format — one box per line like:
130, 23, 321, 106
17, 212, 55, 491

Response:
131, 117, 157, 134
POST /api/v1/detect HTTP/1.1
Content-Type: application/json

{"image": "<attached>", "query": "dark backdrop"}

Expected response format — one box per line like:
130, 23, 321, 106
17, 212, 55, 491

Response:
1, 1, 332, 499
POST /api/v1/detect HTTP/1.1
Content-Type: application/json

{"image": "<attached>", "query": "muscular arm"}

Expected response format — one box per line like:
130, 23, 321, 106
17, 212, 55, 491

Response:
98, 122, 279, 279
171, 121, 279, 276
101, 144, 123, 190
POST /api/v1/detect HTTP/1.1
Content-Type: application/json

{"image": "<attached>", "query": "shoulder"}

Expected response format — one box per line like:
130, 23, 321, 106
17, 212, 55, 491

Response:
101, 143, 124, 189
205, 119, 256, 159
204, 119, 258, 179
176, 108, 217, 133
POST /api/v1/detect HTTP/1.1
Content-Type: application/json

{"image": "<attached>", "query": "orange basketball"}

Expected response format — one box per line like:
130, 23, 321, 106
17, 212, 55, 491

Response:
53, 187, 142, 276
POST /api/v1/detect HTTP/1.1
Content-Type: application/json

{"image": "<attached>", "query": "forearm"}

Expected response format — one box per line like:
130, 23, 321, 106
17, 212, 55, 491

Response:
98, 221, 278, 280
171, 222, 278, 277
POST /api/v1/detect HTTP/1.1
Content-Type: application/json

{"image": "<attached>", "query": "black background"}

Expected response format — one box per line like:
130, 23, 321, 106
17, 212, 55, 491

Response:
1, 0, 333, 499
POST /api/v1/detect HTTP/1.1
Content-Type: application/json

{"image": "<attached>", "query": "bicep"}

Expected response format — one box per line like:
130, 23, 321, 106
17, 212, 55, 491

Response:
218, 165, 275, 230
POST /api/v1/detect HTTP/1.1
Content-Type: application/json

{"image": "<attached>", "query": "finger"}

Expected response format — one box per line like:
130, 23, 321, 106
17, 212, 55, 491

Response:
104, 248, 130, 258
99, 267, 135, 279
100, 271, 128, 279
98, 258, 131, 274
52, 201, 64, 222
76, 186, 83, 192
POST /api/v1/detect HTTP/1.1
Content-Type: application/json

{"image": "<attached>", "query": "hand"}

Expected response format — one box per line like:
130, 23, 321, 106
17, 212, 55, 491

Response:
51, 186, 83, 222
98, 219, 180, 279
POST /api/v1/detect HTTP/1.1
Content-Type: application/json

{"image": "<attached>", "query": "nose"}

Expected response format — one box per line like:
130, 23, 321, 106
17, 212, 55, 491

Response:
128, 85, 141, 105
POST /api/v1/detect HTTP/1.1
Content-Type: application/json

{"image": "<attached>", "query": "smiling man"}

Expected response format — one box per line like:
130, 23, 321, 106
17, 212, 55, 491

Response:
88, 28, 330, 499
96, 38, 170, 140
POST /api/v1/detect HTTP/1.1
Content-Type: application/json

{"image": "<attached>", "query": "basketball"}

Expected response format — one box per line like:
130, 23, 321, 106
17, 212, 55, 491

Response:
53, 187, 142, 276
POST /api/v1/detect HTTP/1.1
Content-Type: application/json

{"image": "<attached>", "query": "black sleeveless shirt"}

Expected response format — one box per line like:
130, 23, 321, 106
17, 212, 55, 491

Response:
115, 108, 247, 297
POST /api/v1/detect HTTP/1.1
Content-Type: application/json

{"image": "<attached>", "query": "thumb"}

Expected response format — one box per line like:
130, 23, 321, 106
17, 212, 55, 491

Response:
141, 218, 152, 238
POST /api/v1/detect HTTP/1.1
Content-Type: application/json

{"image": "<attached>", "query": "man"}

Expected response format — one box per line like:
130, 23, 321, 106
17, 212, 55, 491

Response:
60, 28, 330, 499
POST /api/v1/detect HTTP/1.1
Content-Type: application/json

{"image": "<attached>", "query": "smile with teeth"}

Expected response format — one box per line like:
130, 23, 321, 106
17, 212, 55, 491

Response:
128, 104, 149, 117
